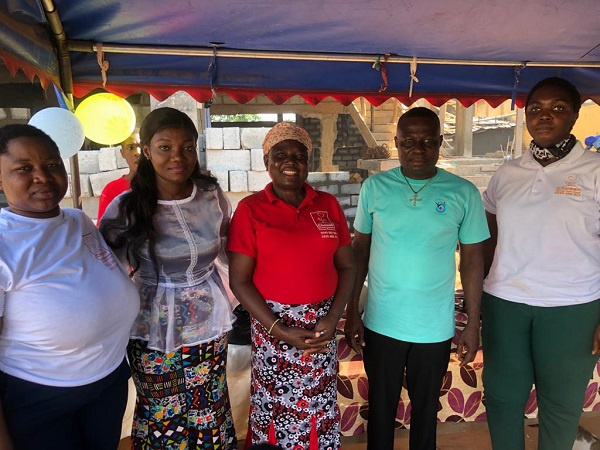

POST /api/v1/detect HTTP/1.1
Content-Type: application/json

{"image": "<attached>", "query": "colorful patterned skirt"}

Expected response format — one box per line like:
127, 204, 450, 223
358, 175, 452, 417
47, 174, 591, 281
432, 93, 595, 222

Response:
248, 298, 340, 450
127, 335, 237, 449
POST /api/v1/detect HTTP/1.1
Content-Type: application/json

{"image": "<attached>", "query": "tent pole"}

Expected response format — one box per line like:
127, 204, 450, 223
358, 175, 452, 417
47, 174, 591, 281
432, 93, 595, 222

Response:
513, 108, 525, 158
67, 40, 600, 68
41, 0, 81, 209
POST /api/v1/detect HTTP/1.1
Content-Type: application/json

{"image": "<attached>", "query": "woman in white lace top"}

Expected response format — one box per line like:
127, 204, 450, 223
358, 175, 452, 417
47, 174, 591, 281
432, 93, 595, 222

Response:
101, 107, 237, 449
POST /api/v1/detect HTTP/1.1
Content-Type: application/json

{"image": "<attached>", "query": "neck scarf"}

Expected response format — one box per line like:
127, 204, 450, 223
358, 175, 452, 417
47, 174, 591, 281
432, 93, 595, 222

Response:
530, 134, 576, 162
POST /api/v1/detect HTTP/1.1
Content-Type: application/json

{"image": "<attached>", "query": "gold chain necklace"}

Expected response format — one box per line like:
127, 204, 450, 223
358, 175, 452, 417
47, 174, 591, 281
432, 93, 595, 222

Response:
401, 169, 436, 206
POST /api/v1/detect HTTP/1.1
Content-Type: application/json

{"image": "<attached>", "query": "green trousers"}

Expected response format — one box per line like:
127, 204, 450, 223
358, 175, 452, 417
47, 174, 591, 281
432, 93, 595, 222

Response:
481, 293, 600, 450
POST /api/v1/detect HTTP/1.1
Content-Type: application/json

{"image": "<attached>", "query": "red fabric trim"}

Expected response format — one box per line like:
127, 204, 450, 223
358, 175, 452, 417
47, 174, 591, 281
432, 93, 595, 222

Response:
268, 420, 276, 444
0, 51, 59, 90
244, 427, 252, 449
309, 415, 318, 450
73, 81, 214, 103
73, 80, 600, 109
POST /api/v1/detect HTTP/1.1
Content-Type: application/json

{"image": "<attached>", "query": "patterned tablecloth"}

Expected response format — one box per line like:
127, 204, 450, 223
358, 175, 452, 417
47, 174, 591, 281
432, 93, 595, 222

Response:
335, 310, 600, 436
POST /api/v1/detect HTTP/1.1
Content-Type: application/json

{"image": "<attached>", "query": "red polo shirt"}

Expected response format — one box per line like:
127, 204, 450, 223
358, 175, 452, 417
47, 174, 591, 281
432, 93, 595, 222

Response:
97, 176, 130, 221
227, 182, 351, 305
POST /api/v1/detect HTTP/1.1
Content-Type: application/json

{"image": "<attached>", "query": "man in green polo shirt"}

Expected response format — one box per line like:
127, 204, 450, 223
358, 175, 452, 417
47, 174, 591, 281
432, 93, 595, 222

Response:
345, 107, 489, 450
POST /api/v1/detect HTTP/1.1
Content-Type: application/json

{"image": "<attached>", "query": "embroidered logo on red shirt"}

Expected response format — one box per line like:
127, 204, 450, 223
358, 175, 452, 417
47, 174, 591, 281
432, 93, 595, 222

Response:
310, 211, 339, 239
555, 174, 582, 197
311, 211, 335, 230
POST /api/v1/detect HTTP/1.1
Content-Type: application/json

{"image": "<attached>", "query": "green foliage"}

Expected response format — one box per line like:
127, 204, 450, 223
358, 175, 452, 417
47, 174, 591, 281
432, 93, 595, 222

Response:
211, 114, 261, 122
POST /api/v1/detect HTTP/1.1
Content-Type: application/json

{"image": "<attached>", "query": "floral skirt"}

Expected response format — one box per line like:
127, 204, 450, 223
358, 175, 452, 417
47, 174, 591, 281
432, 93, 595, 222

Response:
248, 298, 340, 450
127, 336, 237, 449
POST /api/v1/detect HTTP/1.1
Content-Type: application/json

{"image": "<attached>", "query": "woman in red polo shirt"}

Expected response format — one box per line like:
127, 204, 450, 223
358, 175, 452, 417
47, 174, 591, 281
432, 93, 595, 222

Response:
228, 122, 355, 450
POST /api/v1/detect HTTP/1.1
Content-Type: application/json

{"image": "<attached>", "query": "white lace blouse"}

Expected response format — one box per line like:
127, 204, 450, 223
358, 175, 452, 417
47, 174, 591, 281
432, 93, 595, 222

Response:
103, 181, 235, 352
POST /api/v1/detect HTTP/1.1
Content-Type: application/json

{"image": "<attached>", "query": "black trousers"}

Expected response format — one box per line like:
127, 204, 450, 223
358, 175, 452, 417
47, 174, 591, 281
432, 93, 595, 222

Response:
0, 359, 130, 450
363, 328, 451, 450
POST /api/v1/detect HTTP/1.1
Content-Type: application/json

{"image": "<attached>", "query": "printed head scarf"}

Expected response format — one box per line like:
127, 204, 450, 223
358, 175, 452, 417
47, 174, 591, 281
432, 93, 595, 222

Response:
262, 122, 312, 156
530, 134, 576, 162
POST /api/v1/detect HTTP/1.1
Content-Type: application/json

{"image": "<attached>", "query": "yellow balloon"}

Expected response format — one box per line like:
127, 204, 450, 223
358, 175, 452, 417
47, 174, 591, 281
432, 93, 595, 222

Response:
75, 93, 136, 145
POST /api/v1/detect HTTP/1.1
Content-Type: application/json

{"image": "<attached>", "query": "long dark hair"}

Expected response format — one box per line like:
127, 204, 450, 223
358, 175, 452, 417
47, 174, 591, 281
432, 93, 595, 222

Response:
100, 107, 217, 277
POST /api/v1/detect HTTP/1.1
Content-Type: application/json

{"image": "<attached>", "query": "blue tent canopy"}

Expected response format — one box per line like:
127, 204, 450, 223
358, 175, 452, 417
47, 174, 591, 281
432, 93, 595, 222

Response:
0, 2, 58, 89
2, 0, 600, 106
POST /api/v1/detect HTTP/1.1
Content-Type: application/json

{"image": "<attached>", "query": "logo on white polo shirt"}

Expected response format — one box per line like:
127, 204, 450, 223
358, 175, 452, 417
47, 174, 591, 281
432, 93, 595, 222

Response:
555, 174, 582, 197
82, 233, 118, 270
310, 211, 338, 239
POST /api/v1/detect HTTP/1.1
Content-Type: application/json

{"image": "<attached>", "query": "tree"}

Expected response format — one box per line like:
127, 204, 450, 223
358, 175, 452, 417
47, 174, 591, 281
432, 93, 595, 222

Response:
211, 114, 261, 122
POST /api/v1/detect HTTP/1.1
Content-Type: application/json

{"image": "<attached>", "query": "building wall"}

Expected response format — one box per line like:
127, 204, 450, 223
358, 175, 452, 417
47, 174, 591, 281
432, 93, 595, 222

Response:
471, 127, 515, 156
0, 107, 30, 125
303, 114, 367, 172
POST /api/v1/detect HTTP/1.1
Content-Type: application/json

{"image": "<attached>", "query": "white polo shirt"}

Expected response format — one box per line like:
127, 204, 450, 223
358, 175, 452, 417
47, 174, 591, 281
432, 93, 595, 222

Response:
483, 142, 600, 306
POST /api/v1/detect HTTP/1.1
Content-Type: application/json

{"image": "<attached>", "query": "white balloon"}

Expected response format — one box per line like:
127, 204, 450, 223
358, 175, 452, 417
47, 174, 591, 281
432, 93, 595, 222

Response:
28, 108, 85, 159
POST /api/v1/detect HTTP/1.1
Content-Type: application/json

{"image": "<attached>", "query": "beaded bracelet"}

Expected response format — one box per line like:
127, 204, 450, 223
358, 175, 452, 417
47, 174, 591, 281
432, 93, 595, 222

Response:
267, 318, 280, 334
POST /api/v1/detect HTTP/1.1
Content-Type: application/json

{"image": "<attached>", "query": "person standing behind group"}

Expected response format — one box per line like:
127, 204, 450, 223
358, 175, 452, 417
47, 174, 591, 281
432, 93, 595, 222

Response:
100, 107, 237, 449
482, 77, 600, 450
97, 130, 141, 221
0, 124, 139, 450
227, 122, 355, 449
345, 107, 489, 450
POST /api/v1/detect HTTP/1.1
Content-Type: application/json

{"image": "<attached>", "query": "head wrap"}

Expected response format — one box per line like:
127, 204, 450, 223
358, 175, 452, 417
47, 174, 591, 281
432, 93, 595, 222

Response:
262, 122, 312, 156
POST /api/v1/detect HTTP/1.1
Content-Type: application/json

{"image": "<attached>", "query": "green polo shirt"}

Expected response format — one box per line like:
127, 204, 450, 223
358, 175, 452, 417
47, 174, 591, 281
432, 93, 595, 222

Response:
354, 167, 489, 343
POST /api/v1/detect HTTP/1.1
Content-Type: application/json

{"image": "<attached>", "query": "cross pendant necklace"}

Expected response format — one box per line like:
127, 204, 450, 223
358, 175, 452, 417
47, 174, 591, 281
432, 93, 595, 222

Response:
401, 168, 436, 206
410, 192, 421, 206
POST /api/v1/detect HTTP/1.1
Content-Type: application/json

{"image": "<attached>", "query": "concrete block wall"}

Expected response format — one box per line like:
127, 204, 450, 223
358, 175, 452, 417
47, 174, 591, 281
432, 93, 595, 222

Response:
247, 171, 271, 192
206, 149, 251, 171
334, 114, 369, 149
63, 146, 127, 201
0, 108, 29, 123
334, 146, 364, 171
303, 115, 368, 172
229, 171, 248, 192
205, 127, 362, 230
306, 171, 360, 231
205, 127, 269, 194
62, 146, 130, 221
205, 127, 224, 149
303, 118, 322, 150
